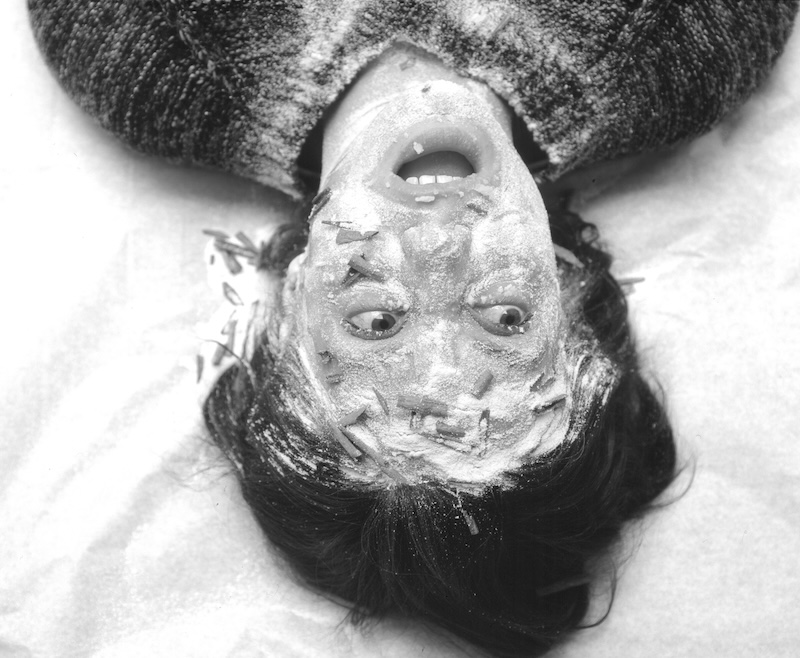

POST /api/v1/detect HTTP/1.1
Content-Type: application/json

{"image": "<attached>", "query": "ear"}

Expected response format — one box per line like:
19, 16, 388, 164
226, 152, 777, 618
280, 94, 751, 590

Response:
268, 250, 308, 355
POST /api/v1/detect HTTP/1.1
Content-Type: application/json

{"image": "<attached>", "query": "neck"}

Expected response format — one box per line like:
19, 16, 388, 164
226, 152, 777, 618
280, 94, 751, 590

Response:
321, 45, 513, 186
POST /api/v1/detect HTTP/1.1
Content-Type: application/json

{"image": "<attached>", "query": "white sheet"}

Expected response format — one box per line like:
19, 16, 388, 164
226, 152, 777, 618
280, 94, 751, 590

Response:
2, 2, 799, 656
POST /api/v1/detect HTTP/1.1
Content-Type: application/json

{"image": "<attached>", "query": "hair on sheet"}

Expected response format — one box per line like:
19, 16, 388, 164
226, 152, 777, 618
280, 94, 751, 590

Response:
204, 203, 677, 658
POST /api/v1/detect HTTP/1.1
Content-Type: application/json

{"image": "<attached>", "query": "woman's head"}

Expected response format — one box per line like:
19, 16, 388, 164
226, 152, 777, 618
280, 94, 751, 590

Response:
205, 196, 676, 657
204, 49, 676, 657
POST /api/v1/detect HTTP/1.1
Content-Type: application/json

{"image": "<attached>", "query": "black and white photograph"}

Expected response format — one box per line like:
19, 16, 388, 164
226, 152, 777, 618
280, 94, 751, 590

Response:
2, 2, 799, 656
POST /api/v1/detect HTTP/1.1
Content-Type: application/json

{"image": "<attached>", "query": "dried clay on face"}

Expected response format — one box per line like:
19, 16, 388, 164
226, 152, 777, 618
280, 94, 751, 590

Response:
289, 81, 576, 491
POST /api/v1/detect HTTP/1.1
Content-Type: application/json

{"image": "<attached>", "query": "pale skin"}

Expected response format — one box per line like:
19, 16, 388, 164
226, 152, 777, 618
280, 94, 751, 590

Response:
278, 45, 572, 488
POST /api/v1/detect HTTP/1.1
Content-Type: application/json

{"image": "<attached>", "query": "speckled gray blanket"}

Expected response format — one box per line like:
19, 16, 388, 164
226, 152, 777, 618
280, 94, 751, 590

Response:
29, 0, 798, 199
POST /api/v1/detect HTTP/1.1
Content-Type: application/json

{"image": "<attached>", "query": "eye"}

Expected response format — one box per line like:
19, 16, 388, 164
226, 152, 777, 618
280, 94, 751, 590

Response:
468, 304, 531, 336
343, 310, 406, 339
480, 306, 525, 326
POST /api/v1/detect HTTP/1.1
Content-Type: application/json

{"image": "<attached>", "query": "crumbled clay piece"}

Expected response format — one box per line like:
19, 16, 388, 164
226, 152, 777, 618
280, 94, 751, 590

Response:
466, 199, 488, 214
309, 187, 332, 221
235, 231, 258, 253
436, 421, 466, 438
221, 318, 237, 336
336, 229, 379, 244
532, 393, 567, 415
211, 343, 227, 366
617, 276, 645, 286
462, 512, 480, 536
212, 328, 235, 367
396, 395, 418, 411
463, 188, 491, 214
321, 218, 349, 227
445, 489, 481, 535
326, 371, 344, 385
440, 438, 472, 453
478, 408, 490, 453
222, 282, 244, 306
529, 369, 556, 392
529, 371, 544, 392
341, 269, 365, 286
339, 426, 408, 484
215, 239, 256, 259
526, 156, 549, 173
221, 250, 242, 275
202, 229, 230, 240
338, 405, 368, 427
413, 141, 424, 154
311, 187, 331, 207
471, 369, 494, 398
415, 195, 436, 203
553, 244, 584, 269
424, 398, 449, 417
322, 351, 344, 384
397, 394, 448, 417
347, 254, 385, 282
373, 387, 390, 415
332, 426, 363, 460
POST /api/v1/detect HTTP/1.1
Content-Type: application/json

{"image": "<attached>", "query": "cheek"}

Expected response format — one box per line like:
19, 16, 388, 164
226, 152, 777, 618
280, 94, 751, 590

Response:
297, 268, 350, 345
335, 339, 412, 384
324, 344, 416, 420
464, 342, 565, 437
471, 215, 556, 278
462, 341, 541, 396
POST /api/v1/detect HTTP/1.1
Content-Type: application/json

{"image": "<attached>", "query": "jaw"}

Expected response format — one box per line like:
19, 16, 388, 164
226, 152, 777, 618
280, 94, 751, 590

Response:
322, 80, 511, 196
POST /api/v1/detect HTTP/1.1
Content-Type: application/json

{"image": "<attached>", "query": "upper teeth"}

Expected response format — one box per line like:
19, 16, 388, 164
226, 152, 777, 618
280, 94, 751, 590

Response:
405, 175, 463, 184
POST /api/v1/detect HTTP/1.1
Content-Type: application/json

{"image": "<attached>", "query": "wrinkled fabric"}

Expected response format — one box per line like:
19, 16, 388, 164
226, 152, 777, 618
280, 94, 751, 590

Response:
28, 0, 798, 199
6, 1, 800, 655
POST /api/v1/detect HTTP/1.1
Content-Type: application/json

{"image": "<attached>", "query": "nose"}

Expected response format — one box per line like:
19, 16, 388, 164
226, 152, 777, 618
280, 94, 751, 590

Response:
401, 223, 470, 277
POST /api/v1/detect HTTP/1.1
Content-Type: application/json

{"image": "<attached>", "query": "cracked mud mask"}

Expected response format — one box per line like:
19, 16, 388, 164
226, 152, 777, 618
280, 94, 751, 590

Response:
280, 66, 571, 489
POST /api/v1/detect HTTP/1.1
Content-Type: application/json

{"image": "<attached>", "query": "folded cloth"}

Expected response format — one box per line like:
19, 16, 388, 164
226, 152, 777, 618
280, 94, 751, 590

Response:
29, 0, 798, 199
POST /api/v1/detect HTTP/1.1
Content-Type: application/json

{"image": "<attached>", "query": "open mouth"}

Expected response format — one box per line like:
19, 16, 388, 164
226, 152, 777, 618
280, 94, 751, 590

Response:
385, 120, 492, 190
396, 150, 476, 185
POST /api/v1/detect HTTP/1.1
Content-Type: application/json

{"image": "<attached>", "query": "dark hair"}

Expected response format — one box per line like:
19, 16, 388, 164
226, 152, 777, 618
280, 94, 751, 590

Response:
204, 200, 677, 658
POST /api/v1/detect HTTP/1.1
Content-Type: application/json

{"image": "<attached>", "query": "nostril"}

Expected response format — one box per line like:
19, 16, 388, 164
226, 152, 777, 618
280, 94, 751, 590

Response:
396, 151, 476, 182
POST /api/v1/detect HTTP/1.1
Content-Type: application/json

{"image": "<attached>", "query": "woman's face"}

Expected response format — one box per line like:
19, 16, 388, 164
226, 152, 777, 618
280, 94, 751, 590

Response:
282, 82, 572, 488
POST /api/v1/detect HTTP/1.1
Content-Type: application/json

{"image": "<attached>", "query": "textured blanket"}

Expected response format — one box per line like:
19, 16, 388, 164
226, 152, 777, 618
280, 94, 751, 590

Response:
29, 0, 798, 198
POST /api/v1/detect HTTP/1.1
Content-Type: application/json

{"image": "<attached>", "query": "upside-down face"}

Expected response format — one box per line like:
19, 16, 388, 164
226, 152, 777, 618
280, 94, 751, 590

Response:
280, 79, 572, 489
